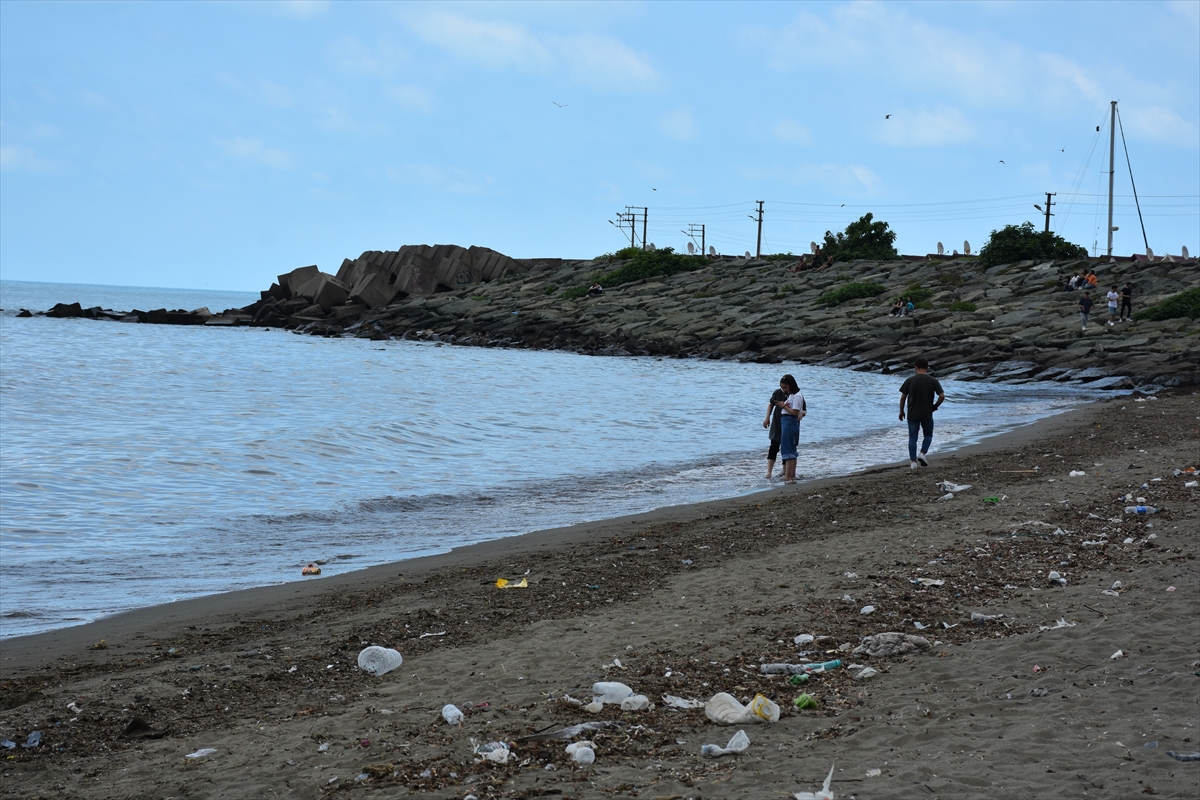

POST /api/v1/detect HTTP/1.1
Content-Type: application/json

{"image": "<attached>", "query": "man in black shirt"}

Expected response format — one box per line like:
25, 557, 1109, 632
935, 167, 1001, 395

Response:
899, 357, 945, 470
1079, 292, 1094, 331
1120, 282, 1133, 322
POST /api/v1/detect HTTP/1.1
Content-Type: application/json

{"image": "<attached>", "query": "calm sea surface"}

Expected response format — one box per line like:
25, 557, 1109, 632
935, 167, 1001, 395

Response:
0, 280, 1115, 638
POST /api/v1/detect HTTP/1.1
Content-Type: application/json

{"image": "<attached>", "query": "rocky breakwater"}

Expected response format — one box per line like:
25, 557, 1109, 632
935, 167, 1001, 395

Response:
265, 252, 1198, 390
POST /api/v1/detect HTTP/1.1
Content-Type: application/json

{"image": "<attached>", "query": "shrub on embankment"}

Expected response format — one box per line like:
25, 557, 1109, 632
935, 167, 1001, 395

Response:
562, 247, 706, 298
817, 281, 887, 305
1136, 287, 1200, 322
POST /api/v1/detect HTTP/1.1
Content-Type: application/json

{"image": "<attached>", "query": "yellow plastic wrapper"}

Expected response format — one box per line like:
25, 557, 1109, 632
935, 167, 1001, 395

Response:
495, 577, 528, 589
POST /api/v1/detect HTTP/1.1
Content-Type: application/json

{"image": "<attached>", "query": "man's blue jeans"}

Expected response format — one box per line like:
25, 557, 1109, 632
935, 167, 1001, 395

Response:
908, 418, 933, 461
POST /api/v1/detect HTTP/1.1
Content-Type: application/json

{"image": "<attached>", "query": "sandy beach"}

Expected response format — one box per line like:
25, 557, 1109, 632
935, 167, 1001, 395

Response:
2, 392, 1197, 800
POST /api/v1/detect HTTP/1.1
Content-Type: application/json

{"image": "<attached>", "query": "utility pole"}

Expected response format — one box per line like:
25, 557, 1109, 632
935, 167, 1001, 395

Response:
623, 206, 648, 249
752, 201, 764, 258
1040, 192, 1055, 233
683, 224, 706, 256
641, 207, 648, 251
1106, 100, 1116, 257
610, 211, 635, 248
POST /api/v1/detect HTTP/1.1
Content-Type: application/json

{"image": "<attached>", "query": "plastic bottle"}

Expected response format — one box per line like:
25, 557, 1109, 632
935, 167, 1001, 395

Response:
591, 682, 634, 704
760, 659, 841, 676
441, 704, 464, 725
1124, 505, 1158, 514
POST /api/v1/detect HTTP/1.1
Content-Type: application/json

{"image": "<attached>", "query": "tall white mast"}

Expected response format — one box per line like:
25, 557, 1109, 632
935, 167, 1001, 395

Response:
1106, 100, 1117, 257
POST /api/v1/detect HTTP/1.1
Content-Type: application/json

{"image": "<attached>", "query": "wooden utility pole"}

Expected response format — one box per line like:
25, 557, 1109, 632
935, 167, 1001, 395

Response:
1042, 192, 1055, 233
1107, 101, 1117, 257
754, 201, 764, 258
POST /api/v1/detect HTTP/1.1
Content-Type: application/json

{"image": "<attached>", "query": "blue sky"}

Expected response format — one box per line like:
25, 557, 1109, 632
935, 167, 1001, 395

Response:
2, 0, 1197, 292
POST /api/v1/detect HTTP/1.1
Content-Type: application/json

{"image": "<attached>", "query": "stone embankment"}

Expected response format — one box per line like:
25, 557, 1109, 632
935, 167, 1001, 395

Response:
29, 248, 1200, 390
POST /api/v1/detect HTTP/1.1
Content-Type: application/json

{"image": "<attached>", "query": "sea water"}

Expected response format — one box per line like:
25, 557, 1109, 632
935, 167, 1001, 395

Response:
0, 280, 1112, 638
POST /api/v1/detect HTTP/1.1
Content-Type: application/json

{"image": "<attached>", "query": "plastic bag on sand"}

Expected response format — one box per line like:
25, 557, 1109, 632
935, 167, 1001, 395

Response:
357, 646, 403, 677
620, 694, 650, 711
592, 681, 634, 704
701, 729, 749, 757
794, 762, 836, 799
705, 692, 780, 725
852, 632, 930, 658
662, 694, 705, 709
473, 741, 510, 764
565, 741, 595, 764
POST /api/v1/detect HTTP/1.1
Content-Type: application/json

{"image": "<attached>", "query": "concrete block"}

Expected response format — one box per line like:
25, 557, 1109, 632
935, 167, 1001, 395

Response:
311, 274, 351, 311
435, 256, 480, 290
277, 265, 319, 299
335, 258, 357, 283
394, 259, 439, 297
350, 272, 398, 309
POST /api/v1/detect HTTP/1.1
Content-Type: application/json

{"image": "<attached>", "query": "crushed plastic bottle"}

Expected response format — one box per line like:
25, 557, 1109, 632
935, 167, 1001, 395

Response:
1124, 505, 1158, 514
441, 704, 464, 725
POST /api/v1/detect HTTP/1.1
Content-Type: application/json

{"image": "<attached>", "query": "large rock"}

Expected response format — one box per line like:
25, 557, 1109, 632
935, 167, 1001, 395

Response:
350, 272, 398, 309
277, 265, 319, 299
299, 274, 351, 312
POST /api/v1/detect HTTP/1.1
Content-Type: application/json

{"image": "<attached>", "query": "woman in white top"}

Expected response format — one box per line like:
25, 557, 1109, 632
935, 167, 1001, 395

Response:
774, 374, 805, 482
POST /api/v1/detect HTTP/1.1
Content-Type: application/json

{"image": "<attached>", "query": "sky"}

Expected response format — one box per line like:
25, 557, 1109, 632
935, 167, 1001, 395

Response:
1, 1, 1197, 292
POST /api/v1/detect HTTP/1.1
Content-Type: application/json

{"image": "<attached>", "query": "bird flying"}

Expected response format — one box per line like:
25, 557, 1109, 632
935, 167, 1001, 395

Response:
998, 160, 1005, 164
885, 114, 891, 119
552, 101, 567, 108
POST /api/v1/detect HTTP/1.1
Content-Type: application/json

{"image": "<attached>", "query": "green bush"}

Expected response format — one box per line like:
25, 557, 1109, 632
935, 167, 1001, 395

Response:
976, 221, 1087, 267
762, 253, 796, 262
595, 248, 704, 289
901, 282, 934, 303
543, 285, 558, 295
1135, 287, 1200, 321
561, 285, 589, 299
817, 281, 887, 305
949, 301, 978, 312
821, 213, 899, 262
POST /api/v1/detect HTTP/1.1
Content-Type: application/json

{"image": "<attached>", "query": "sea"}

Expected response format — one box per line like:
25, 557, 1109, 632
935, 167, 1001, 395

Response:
0, 280, 1119, 639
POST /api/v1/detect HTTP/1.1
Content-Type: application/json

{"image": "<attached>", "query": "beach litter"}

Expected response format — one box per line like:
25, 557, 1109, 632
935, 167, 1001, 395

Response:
592, 681, 634, 704
855, 667, 879, 680
971, 613, 1004, 623
982, 496, 1001, 504
853, 633, 930, 658
356, 646, 403, 677
701, 729, 750, 757
912, 578, 944, 587
1038, 618, 1076, 631
793, 762, 836, 799
792, 693, 819, 709
936, 481, 972, 493
937, 492, 955, 502
20, 732, 41, 748
1167, 751, 1200, 762
565, 741, 595, 764
301, 563, 321, 576
494, 578, 528, 589
1047, 571, 1068, 587
620, 694, 651, 711
518, 722, 617, 742
662, 694, 705, 709
789, 673, 811, 685
185, 748, 217, 759
473, 741, 511, 764
866, 768, 882, 777
1186, 481, 1198, 488
795, 633, 815, 645
441, 704, 464, 725
1069, 470, 1087, 477
705, 692, 780, 724
761, 659, 842, 675
860, 605, 876, 615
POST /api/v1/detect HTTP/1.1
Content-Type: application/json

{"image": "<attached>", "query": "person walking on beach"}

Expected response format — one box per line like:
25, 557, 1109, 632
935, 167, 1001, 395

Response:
774, 374, 805, 483
899, 358, 944, 470
1079, 292, 1094, 331
1120, 282, 1134, 322
762, 384, 787, 479
1106, 285, 1120, 326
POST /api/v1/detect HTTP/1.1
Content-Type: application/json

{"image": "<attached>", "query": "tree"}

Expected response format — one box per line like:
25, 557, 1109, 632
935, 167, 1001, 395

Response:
821, 213, 899, 262
977, 221, 1087, 267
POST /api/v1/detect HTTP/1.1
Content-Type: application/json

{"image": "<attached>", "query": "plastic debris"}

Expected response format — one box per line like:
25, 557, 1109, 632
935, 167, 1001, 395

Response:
971, 612, 1004, 622
494, 577, 528, 588
855, 667, 879, 680
357, 646, 403, 677
473, 741, 511, 764
0, 740, 14, 750
912, 578, 944, 587
937, 492, 955, 502
761, 659, 841, 675
1037, 618, 1076, 631
620, 694, 650, 711
22, 731, 41, 748
1047, 571, 1067, 587
518, 721, 616, 742
1125, 505, 1158, 514
592, 681, 633, 704
853, 633, 930, 658
1186, 481, 1198, 488
793, 762, 836, 799
442, 704, 464, 725
1167, 750, 1200, 762
185, 748, 217, 759
565, 741, 594, 757
937, 481, 972, 493
793, 693, 819, 709
662, 694, 705, 709
302, 563, 321, 576
583, 700, 604, 714
1069, 470, 1086, 477
794, 633, 815, 645
788, 673, 810, 685
66, 701, 82, 714
1101, 589, 1120, 597
705, 692, 780, 725
982, 496, 1000, 504
1110, 649, 1124, 660
866, 768, 882, 777
701, 729, 750, 757
860, 605, 876, 615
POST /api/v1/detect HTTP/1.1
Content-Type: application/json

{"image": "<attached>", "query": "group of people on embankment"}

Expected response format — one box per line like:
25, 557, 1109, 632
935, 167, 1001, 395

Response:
762, 358, 945, 483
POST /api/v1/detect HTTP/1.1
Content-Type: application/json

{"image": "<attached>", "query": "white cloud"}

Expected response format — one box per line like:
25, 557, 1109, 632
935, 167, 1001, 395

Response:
387, 85, 433, 114
659, 108, 699, 142
0, 145, 58, 173
770, 120, 813, 146
218, 137, 292, 169
386, 163, 494, 195
877, 107, 975, 146
1120, 103, 1197, 147
327, 36, 408, 76
403, 11, 658, 91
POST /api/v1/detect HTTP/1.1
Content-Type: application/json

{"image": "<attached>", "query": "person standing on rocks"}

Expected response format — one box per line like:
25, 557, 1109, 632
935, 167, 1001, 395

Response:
1106, 285, 1120, 326
775, 374, 805, 483
1079, 291, 1094, 331
899, 358, 944, 471
1120, 282, 1134, 322
763, 384, 787, 479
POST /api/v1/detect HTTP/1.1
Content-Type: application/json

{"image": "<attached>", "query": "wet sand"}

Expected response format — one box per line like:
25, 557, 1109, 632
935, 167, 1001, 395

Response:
1, 392, 1197, 799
